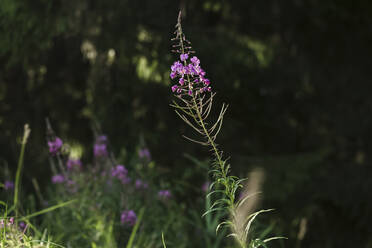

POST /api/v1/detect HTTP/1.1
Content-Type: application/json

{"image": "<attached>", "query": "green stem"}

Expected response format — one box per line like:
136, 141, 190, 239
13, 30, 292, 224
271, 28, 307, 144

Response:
14, 124, 31, 221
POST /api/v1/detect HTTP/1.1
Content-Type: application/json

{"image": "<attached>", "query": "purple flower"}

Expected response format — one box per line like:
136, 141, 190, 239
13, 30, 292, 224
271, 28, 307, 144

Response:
111, 165, 128, 176
180, 53, 188, 61
138, 148, 151, 160
48, 137, 63, 155
52, 174, 65, 184
171, 61, 182, 72
190, 56, 200, 65
135, 179, 142, 188
97, 135, 107, 143
4, 180, 14, 191
66, 159, 82, 170
8, 217, 14, 226
202, 181, 210, 192
111, 165, 130, 184
170, 71, 176, 79
19, 221, 26, 230
121, 210, 137, 226
170, 56, 212, 95
135, 179, 148, 190
158, 190, 172, 200
94, 144, 108, 157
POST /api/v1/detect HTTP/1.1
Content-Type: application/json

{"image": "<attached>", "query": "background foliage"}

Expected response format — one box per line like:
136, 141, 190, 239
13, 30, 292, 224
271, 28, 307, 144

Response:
1, 0, 372, 247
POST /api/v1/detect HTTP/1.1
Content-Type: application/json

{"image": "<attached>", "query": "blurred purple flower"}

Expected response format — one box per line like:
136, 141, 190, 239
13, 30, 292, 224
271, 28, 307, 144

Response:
135, 179, 148, 190
4, 180, 14, 191
7, 217, 14, 226
97, 135, 108, 143
158, 190, 172, 200
111, 165, 128, 177
19, 221, 26, 230
66, 159, 82, 170
202, 181, 210, 193
138, 148, 151, 160
121, 210, 137, 226
111, 165, 130, 184
52, 174, 65, 184
94, 144, 108, 157
48, 137, 63, 155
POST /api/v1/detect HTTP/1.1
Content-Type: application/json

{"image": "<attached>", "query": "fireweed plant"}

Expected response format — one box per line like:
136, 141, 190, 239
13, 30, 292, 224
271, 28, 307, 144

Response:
169, 12, 284, 248
0, 124, 65, 248
41, 121, 187, 247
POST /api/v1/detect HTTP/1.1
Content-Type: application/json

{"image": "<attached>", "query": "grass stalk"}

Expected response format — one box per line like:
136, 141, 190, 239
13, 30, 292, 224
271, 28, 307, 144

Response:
13, 124, 31, 221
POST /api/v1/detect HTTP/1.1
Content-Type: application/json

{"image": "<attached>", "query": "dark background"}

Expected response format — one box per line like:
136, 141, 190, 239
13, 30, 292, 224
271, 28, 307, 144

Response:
1, 0, 372, 247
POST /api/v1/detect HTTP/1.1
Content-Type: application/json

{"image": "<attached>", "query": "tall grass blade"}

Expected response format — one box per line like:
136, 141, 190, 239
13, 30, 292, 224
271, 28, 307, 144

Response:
13, 124, 31, 220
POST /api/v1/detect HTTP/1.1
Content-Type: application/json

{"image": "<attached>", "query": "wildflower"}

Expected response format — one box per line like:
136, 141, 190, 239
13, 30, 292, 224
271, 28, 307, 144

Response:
135, 179, 148, 190
4, 180, 14, 191
190, 56, 200, 65
158, 190, 172, 200
19, 222, 26, 230
170, 44, 212, 95
51, 174, 65, 184
170, 71, 177, 79
97, 135, 107, 143
202, 181, 210, 193
180, 53, 188, 61
171, 61, 183, 72
111, 165, 128, 176
94, 134, 108, 157
94, 143, 108, 157
66, 158, 82, 170
48, 137, 63, 155
8, 217, 14, 226
111, 165, 130, 184
138, 148, 151, 160
121, 210, 137, 226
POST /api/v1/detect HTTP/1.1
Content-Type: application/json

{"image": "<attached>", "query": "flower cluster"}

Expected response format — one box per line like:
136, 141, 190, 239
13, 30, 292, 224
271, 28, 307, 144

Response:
4, 180, 14, 191
52, 174, 65, 184
138, 148, 151, 160
111, 165, 130, 184
94, 135, 108, 157
120, 210, 137, 226
135, 179, 148, 190
0, 217, 14, 228
48, 137, 63, 155
158, 190, 172, 200
0, 218, 26, 231
170, 54, 211, 96
66, 158, 82, 170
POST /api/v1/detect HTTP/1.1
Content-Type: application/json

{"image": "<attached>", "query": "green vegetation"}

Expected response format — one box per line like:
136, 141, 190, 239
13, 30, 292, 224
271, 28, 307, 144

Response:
1, 1, 372, 247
